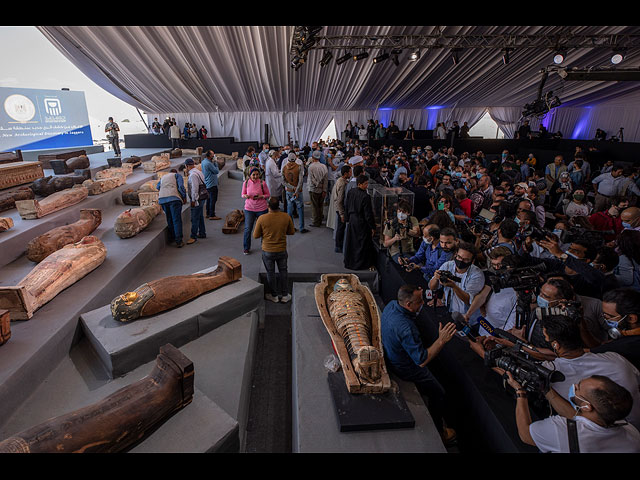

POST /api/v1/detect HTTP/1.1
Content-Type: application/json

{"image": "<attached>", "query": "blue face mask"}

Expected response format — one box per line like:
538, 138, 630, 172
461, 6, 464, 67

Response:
568, 383, 591, 411
622, 222, 632, 229
476, 173, 483, 179
537, 295, 549, 308
514, 217, 521, 225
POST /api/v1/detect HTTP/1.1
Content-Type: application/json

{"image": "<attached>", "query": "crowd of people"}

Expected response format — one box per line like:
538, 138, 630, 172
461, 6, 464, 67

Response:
158, 118, 640, 452
150, 117, 209, 142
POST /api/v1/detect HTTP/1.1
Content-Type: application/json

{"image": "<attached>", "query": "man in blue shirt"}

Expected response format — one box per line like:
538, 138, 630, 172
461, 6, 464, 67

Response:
401, 225, 453, 281
201, 150, 221, 220
381, 284, 457, 443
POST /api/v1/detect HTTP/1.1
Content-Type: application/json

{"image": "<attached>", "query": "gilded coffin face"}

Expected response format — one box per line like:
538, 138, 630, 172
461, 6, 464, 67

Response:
110, 284, 155, 322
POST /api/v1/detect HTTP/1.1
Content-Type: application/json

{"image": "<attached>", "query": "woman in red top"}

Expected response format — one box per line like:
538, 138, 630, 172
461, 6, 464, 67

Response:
242, 168, 270, 254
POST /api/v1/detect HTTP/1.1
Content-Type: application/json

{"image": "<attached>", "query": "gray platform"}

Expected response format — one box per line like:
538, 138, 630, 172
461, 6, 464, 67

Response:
80, 275, 264, 378
291, 282, 446, 453
0, 306, 261, 453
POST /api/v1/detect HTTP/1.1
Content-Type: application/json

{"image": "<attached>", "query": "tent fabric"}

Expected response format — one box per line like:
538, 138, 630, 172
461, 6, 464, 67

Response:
36, 26, 640, 144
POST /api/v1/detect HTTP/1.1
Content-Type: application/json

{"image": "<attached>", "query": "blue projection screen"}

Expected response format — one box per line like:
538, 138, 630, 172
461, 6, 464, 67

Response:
0, 87, 93, 152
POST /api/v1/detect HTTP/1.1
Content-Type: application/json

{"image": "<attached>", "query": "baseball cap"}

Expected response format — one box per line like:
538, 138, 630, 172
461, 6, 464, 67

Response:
312, 151, 321, 159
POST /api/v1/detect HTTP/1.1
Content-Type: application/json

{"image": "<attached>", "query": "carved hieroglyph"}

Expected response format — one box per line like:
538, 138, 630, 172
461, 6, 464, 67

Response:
0, 162, 44, 190
314, 274, 391, 394
222, 209, 244, 234
82, 173, 126, 196
114, 204, 161, 239
0, 187, 34, 213
0, 343, 194, 453
0, 217, 13, 232
0, 236, 107, 320
15, 186, 88, 220
110, 256, 242, 322
26, 209, 102, 263
143, 153, 171, 173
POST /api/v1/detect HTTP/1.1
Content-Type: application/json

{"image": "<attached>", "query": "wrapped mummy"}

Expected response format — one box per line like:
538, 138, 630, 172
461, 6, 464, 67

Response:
326, 278, 382, 385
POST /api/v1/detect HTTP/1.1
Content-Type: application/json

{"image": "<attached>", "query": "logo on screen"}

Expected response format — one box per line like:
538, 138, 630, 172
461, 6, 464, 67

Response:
44, 98, 62, 116
4, 94, 36, 122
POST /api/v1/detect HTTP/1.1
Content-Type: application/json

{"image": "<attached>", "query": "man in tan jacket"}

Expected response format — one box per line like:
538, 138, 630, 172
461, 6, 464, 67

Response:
332, 165, 352, 253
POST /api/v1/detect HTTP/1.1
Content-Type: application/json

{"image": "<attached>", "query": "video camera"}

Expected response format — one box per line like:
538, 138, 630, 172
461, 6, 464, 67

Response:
484, 343, 565, 395
486, 263, 547, 293
522, 224, 557, 242
559, 226, 610, 249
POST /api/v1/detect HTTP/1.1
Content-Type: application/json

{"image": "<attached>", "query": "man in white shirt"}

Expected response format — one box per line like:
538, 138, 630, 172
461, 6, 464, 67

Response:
506, 372, 640, 453
265, 149, 284, 202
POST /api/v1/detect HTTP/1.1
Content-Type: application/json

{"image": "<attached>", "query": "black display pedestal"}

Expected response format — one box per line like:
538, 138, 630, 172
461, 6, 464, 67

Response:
327, 370, 415, 432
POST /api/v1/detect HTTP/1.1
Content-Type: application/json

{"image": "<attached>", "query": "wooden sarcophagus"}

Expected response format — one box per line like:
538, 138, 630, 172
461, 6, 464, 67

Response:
0, 187, 34, 213
0, 309, 10, 346
26, 209, 102, 263
37, 149, 86, 169
114, 204, 161, 239
0, 235, 107, 320
30, 172, 89, 197
314, 274, 391, 394
0, 343, 194, 453
222, 209, 244, 234
15, 186, 88, 220
143, 153, 171, 173
49, 154, 90, 175
0, 217, 13, 232
110, 256, 242, 323
0, 162, 44, 190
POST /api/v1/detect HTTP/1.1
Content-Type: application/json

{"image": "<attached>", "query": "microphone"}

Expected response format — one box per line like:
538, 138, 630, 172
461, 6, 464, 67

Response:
477, 316, 538, 352
450, 312, 477, 342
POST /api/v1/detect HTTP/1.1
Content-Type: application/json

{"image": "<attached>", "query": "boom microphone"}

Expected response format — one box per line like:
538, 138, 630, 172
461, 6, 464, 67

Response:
477, 316, 538, 352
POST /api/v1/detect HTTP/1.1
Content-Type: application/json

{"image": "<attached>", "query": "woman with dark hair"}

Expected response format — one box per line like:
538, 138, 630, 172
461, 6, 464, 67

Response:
615, 229, 640, 290
426, 210, 455, 230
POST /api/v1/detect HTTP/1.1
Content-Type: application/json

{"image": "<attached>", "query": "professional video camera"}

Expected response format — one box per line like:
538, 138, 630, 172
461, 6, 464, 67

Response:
521, 224, 557, 242
484, 343, 565, 396
485, 263, 547, 293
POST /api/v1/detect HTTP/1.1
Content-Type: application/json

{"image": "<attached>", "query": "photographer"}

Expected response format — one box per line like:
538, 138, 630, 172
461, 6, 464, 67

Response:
537, 313, 640, 431
400, 224, 453, 282
506, 372, 640, 452
382, 200, 420, 264
462, 247, 519, 335
591, 288, 640, 369
380, 284, 458, 444
428, 241, 485, 323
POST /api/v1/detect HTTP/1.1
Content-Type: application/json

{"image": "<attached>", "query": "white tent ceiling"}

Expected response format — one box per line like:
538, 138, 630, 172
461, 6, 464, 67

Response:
37, 25, 640, 113
35, 26, 640, 144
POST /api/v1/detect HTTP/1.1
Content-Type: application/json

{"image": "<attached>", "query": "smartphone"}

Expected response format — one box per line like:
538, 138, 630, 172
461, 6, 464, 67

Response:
478, 208, 495, 222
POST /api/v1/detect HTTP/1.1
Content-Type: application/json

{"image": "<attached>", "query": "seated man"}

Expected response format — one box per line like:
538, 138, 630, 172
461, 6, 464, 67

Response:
506, 373, 640, 453
380, 284, 457, 443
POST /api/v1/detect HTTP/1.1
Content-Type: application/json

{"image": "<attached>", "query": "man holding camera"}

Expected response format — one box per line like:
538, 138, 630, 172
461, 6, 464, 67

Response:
506, 372, 640, 453
380, 284, 458, 444
105, 116, 121, 156
428, 241, 485, 325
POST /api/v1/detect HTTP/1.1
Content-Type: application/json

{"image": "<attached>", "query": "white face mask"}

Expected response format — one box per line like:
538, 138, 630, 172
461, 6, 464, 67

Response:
423, 237, 432, 245
397, 212, 408, 221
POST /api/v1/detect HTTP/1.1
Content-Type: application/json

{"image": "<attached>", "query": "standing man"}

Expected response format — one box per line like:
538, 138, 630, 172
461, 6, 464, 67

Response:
592, 164, 625, 212
343, 174, 376, 270
157, 168, 186, 248
169, 121, 181, 149
265, 149, 284, 203
308, 151, 328, 227
258, 143, 270, 169
253, 197, 295, 303
201, 150, 221, 220
332, 165, 352, 253
282, 152, 308, 233
105, 116, 121, 156
184, 158, 207, 244
381, 284, 458, 443
545, 155, 567, 191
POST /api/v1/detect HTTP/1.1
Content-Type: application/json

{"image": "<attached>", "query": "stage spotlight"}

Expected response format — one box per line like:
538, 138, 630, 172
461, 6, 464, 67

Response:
353, 52, 369, 62
553, 50, 566, 64
611, 51, 624, 64
319, 51, 333, 67
409, 50, 420, 61
373, 52, 389, 64
336, 52, 352, 65
502, 48, 510, 65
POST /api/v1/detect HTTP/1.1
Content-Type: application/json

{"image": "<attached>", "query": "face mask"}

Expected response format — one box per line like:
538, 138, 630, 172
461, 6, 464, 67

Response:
565, 250, 578, 259
455, 258, 471, 270
423, 237, 432, 245
573, 194, 585, 201
553, 229, 563, 237
537, 295, 549, 308
437, 202, 445, 211
476, 173, 483, 179
381, 171, 388, 177
568, 384, 591, 411
397, 212, 408, 221
454, 172, 462, 178
622, 222, 632, 229
514, 217, 521, 225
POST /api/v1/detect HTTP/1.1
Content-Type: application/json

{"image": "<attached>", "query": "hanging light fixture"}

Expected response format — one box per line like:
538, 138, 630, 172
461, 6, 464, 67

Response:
373, 52, 389, 64
502, 48, 511, 65
553, 50, 566, 64
336, 52, 352, 65
319, 50, 333, 67
408, 50, 420, 62
353, 51, 369, 62
611, 50, 624, 64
